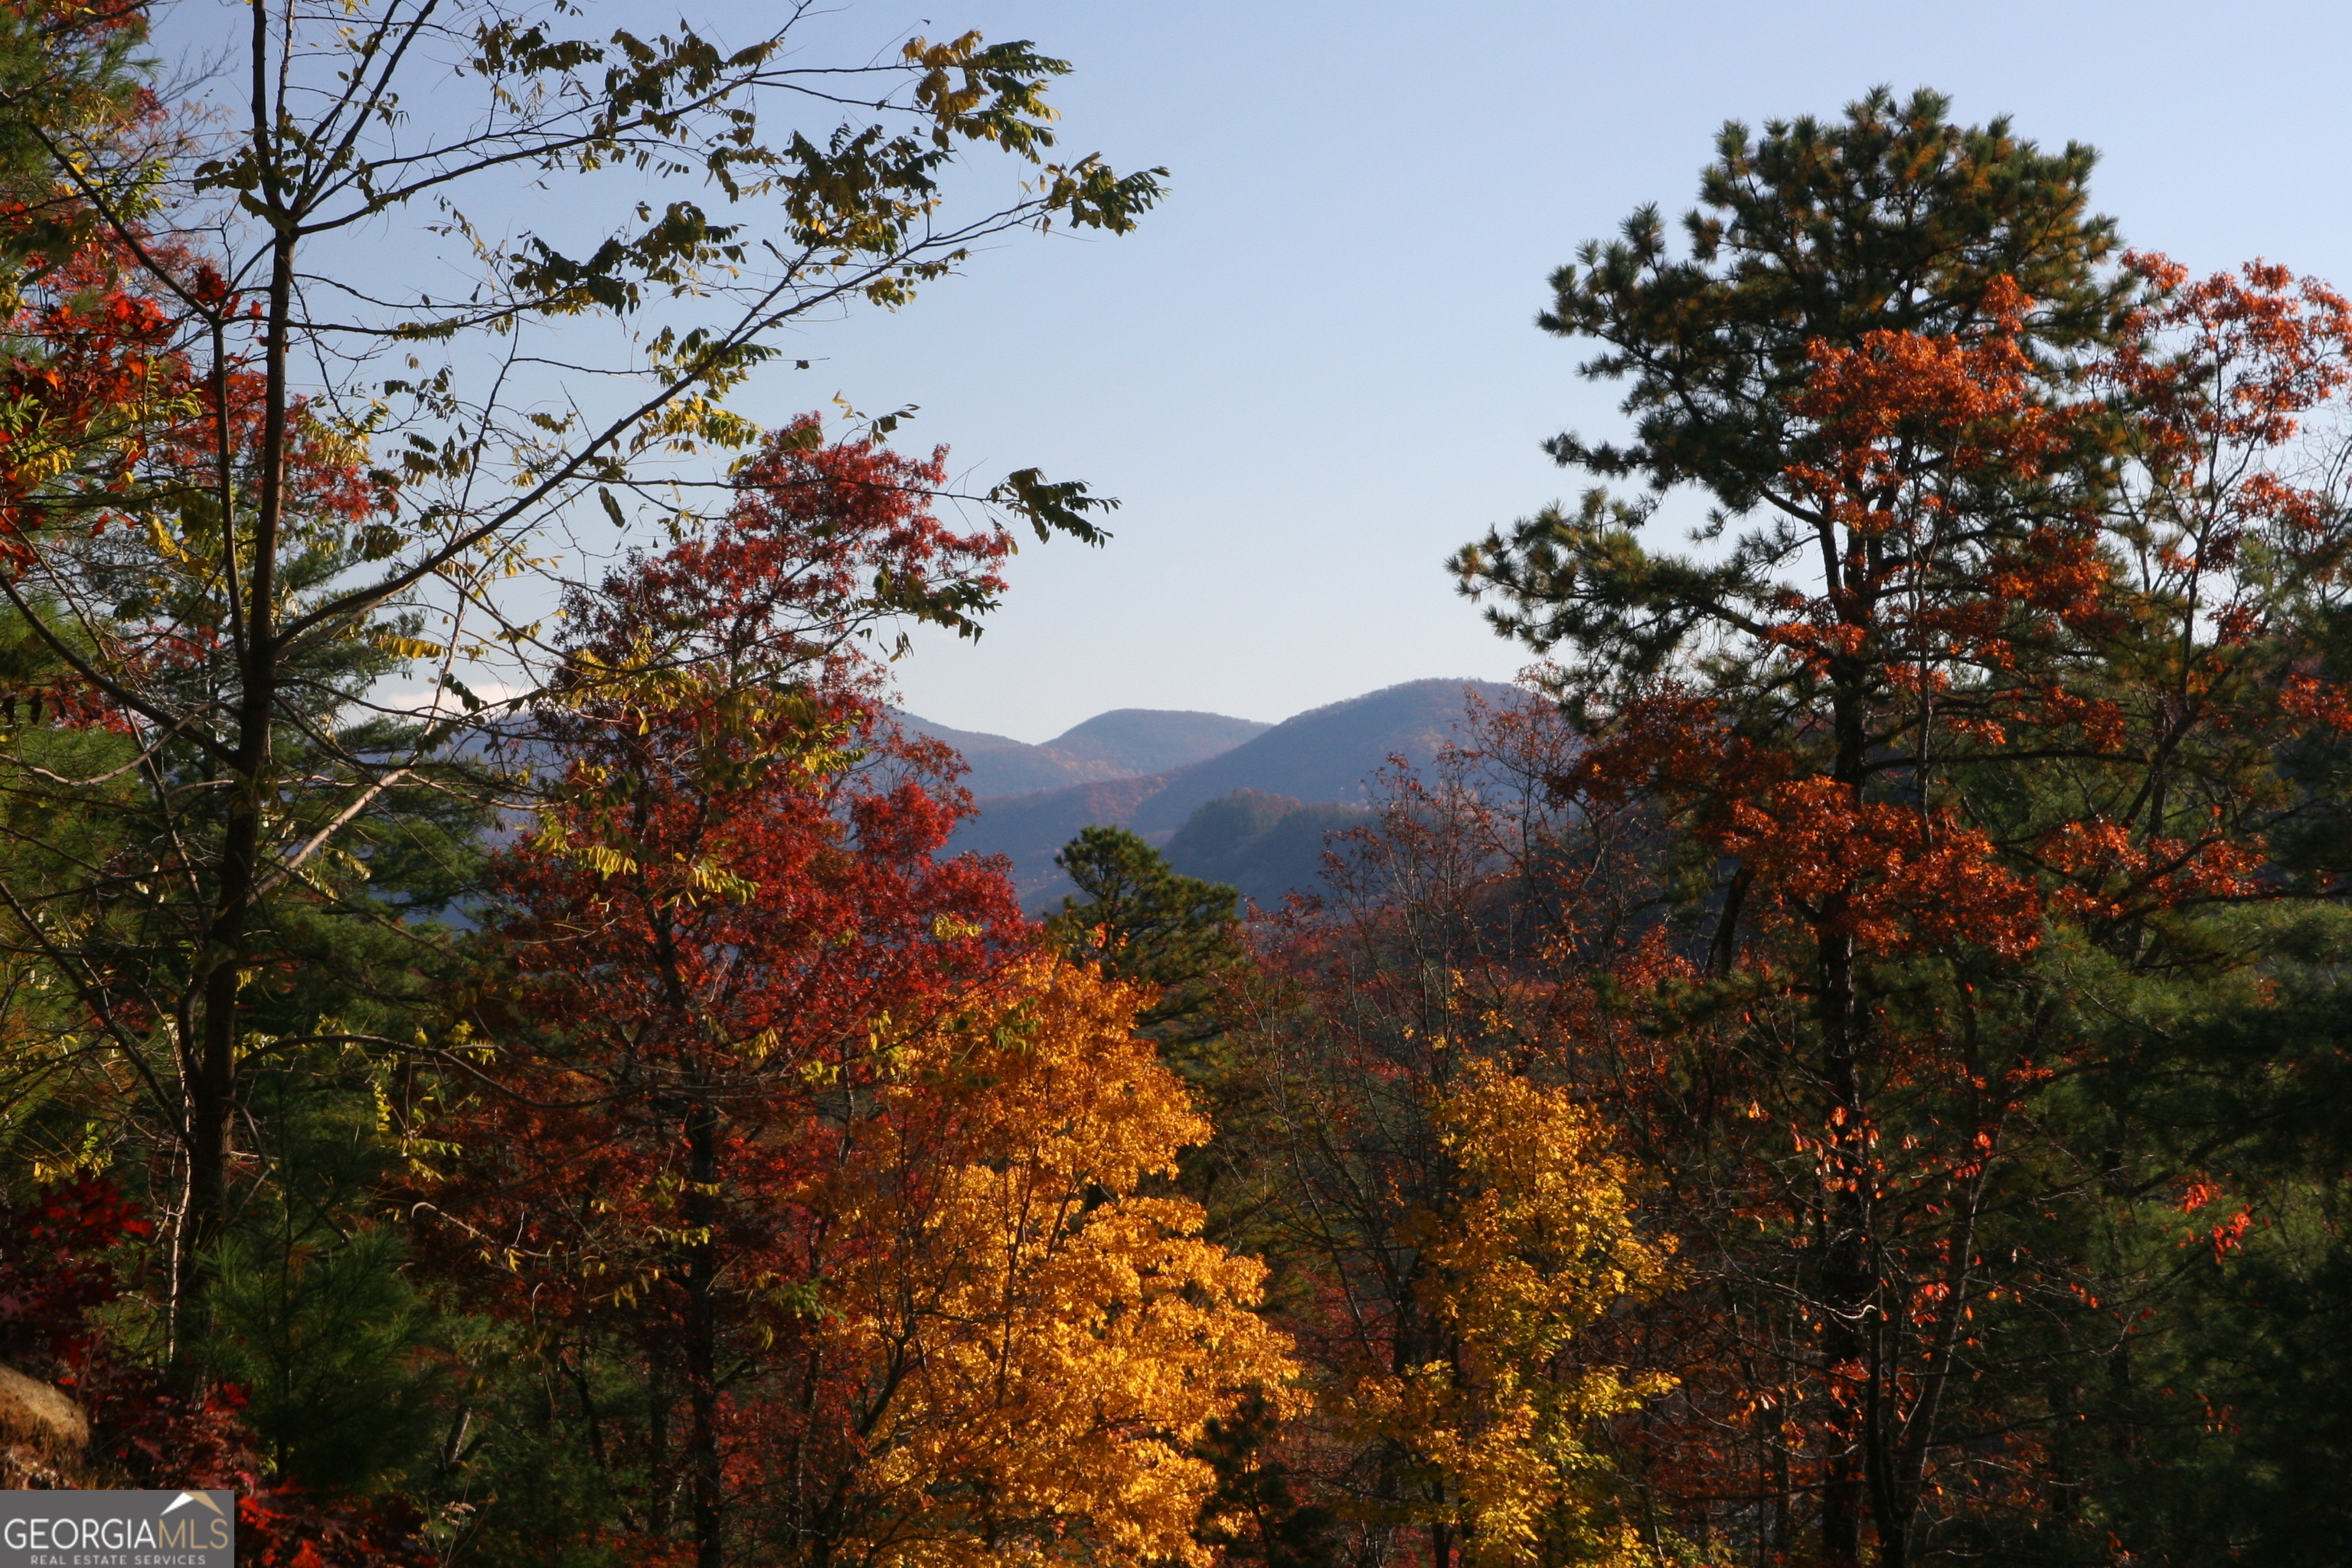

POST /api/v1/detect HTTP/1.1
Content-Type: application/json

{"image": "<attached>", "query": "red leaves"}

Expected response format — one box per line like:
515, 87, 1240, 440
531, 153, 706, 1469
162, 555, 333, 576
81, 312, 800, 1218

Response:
570, 416, 1014, 701
228, 1489, 433, 1568
456, 685, 1027, 1330
0, 1181, 249, 1485
2040, 817, 2262, 922
1719, 779, 2042, 959
0, 226, 390, 741
0, 1183, 423, 1559
2174, 1178, 2256, 1266
1567, 262, 2352, 968
1769, 283, 2116, 710
1569, 694, 2044, 959
2108, 253, 2352, 464
1786, 276, 2068, 526
419, 434, 1054, 1557
0, 1178, 149, 1370
2278, 669, 2352, 733
0, 238, 184, 553
2090, 254, 2352, 738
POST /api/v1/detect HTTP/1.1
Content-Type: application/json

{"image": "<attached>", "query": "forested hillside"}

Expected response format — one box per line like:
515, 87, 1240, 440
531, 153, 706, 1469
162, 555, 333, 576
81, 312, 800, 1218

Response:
1158, 789, 1370, 906
2, 9, 2350, 1568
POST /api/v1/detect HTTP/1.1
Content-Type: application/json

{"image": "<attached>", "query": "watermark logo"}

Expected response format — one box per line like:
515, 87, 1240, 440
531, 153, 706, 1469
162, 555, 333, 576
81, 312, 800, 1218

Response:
0, 1489, 234, 1566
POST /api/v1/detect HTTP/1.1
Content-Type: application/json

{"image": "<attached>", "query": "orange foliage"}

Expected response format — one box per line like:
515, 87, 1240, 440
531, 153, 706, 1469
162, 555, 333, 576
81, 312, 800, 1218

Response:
804, 956, 1298, 1568
1718, 779, 2040, 959
1527, 264, 2352, 1564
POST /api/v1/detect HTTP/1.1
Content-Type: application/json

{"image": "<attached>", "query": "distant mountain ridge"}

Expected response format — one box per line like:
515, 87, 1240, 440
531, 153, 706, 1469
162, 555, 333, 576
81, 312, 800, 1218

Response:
893, 707, 1268, 799
939, 678, 1518, 903
1125, 679, 1517, 831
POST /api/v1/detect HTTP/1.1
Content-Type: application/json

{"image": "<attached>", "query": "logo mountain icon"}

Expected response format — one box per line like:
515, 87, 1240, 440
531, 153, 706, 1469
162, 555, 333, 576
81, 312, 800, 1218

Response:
161, 1491, 226, 1517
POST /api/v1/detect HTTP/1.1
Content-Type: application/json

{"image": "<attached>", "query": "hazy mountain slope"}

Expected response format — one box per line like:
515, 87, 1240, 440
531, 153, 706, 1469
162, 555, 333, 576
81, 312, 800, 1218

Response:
1161, 790, 1371, 907
1044, 709, 1269, 776
946, 774, 1174, 900
892, 707, 1263, 799
1128, 678, 1515, 831
946, 678, 1514, 899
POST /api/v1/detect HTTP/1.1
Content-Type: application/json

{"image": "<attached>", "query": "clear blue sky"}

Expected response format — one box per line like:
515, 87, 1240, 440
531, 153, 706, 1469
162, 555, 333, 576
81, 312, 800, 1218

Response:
753, 0, 2352, 741
175, 0, 2352, 742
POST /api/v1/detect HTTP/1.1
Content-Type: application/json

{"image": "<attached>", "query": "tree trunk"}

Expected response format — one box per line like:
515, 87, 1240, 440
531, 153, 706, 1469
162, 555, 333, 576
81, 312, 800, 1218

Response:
180, 201, 295, 1325
1818, 656, 1875, 1568
1817, 916, 1871, 1568
686, 1089, 724, 1568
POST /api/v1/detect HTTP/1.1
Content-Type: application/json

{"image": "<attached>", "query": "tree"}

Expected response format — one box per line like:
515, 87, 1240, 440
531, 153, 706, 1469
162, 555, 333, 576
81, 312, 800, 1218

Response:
2084, 939, 2352, 1566
1046, 824, 1242, 1034
1453, 87, 2352, 1568
1459, 85, 2123, 668
413, 438, 1292, 1566
1214, 708, 1678, 1568
0, 0, 1159, 1318
436, 730, 1291, 1565
1347, 1060, 1672, 1568
773, 953, 1296, 1568
0, 0, 152, 266
0, 220, 488, 1362
416, 420, 1031, 1564
0, 1174, 434, 1561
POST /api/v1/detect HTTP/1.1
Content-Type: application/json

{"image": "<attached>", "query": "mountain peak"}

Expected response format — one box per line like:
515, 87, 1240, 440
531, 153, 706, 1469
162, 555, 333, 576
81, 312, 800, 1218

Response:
893, 705, 1266, 799
1042, 708, 1269, 776
944, 678, 1522, 903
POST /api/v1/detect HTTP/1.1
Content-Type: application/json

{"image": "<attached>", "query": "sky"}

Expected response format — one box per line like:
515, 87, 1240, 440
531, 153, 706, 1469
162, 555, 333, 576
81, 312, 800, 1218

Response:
164, 0, 2352, 743
694, 0, 2352, 742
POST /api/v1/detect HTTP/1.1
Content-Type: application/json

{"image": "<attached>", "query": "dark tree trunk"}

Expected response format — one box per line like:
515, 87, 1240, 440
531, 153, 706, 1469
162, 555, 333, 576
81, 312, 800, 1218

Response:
1817, 919, 1871, 1568
181, 198, 296, 1328
1818, 657, 1876, 1568
686, 1089, 724, 1568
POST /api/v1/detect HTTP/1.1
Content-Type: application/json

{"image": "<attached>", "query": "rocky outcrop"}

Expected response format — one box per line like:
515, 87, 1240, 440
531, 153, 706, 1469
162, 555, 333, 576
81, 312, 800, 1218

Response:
0, 1364, 92, 1487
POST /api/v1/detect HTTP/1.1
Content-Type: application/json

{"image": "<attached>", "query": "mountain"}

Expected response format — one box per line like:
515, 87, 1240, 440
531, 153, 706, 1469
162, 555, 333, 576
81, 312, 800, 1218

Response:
1160, 790, 1371, 908
947, 678, 1517, 901
892, 707, 1267, 799
1045, 709, 1269, 776
945, 773, 1172, 897
1126, 678, 1517, 832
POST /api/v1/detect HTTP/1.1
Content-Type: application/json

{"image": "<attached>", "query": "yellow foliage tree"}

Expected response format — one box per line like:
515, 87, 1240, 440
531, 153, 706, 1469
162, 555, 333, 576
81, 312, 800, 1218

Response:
786, 955, 1299, 1568
1334, 1062, 1674, 1568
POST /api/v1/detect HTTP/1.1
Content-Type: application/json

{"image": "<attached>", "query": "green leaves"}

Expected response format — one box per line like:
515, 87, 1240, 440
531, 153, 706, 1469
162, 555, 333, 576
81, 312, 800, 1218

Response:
1035, 154, 1168, 235
904, 33, 1067, 155
990, 466, 1117, 546
1538, 86, 2125, 512
501, 201, 747, 317
1460, 86, 2129, 717
1046, 825, 1242, 999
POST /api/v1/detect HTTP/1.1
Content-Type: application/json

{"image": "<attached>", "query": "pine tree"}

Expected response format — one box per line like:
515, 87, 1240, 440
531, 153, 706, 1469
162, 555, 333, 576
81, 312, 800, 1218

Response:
1450, 86, 2352, 1568
1047, 825, 1242, 1026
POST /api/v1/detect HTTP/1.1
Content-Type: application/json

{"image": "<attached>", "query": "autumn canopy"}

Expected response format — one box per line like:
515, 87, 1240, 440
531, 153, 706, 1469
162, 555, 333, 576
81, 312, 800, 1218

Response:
0, 15, 2347, 1568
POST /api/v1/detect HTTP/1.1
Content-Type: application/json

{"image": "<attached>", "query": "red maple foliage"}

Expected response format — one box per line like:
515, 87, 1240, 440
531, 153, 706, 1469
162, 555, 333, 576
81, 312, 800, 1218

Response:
415, 423, 1031, 1566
